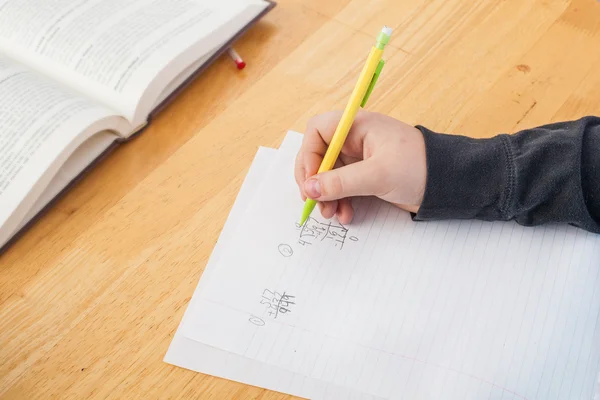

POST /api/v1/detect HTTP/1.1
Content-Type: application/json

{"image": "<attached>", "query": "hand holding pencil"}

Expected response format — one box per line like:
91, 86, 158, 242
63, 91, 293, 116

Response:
297, 26, 416, 225
294, 109, 427, 225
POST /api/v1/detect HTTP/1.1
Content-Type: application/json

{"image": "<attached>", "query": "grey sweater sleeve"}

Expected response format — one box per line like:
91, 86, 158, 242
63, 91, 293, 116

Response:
413, 116, 600, 233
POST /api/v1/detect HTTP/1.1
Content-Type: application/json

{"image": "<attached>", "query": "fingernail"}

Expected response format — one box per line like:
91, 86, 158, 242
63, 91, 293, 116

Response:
305, 179, 321, 198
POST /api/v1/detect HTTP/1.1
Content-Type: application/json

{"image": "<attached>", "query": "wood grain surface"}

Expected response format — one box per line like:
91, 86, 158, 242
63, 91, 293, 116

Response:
2, 0, 600, 398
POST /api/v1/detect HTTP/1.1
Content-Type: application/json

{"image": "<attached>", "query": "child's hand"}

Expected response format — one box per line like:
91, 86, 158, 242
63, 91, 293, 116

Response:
295, 110, 427, 224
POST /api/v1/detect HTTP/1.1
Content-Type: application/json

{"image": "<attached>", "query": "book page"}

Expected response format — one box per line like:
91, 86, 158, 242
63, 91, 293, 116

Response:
0, 56, 124, 248
182, 131, 600, 400
0, 0, 269, 126
10, 131, 117, 240
166, 142, 382, 400
152, 48, 215, 110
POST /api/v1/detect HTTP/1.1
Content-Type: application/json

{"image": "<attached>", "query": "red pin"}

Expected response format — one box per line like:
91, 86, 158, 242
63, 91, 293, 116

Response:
227, 48, 246, 70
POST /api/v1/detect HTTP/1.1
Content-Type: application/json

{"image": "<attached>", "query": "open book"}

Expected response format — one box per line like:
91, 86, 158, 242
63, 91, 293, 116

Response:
0, 0, 274, 250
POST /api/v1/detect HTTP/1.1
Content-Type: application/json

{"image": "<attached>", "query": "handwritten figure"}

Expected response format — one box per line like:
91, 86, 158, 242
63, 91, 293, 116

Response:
260, 289, 295, 319
295, 217, 358, 249
278, 244, 293, 257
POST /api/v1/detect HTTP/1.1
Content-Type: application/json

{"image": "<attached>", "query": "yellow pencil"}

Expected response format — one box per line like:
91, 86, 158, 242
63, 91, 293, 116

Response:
299, 26, 392, 225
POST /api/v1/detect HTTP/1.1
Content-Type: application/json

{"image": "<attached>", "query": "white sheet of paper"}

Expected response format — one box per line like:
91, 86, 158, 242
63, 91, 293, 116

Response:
165, 136, 382, 400
183, 132, 600, 400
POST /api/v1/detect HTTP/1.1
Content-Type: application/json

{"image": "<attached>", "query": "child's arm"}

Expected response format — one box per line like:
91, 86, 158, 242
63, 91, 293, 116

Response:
414, 117, 600, 233
295, 112, 600, 233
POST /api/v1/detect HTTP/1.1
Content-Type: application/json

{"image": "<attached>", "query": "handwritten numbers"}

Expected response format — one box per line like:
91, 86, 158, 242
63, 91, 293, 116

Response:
278, 244, 293, 257
260, 289, 296, 319
248, 316, 265, 326
295, 218, 359, 249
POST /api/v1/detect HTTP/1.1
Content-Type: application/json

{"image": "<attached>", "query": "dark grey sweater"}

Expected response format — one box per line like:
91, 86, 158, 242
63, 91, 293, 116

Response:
414, 116, 600, 233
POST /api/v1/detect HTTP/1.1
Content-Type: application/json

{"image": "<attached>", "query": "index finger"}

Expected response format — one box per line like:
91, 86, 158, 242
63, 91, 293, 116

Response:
294, 111, 341, 198
301, 111, 344, 177
294, 110, 369, 197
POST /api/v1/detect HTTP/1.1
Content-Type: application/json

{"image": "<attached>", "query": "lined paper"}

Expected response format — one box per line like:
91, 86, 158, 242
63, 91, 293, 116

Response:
165, 137, 382, 399
182, 131, 600, 400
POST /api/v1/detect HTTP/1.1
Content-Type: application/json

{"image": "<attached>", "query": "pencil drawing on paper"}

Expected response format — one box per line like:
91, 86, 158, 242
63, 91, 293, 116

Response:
248, 315, 265, 326
278, 244, 293, 257
260, 289, 295, 319
295, 217, 358, 249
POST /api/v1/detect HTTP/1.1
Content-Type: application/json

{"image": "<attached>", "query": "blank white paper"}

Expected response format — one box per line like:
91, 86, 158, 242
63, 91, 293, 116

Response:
183, 131, 600, 400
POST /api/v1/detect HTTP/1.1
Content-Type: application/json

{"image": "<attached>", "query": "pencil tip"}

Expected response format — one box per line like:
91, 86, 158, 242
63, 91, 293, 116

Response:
299, 215, 307, 226
300, 199, 316, 227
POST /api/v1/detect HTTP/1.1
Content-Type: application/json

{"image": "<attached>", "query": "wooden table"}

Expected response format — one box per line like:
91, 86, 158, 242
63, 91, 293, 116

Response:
2, 0, 600, 398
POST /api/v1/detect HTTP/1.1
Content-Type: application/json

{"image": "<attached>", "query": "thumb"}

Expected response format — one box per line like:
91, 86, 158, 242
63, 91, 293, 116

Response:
303, 160, 381, 201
